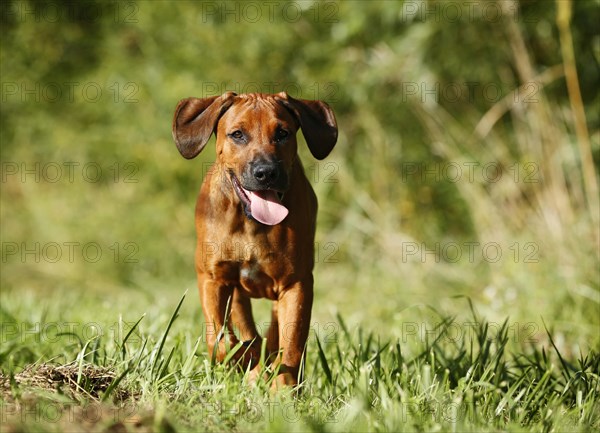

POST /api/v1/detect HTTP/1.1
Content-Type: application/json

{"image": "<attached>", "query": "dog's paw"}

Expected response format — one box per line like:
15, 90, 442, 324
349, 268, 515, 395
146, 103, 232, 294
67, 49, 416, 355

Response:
271, 371, 298, 390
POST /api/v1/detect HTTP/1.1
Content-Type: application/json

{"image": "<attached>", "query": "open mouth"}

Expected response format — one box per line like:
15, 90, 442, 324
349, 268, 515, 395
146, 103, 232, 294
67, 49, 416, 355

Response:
229, 173, 288, 226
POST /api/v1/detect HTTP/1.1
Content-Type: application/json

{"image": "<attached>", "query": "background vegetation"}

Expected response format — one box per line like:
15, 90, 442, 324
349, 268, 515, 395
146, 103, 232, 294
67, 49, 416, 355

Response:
1, 0, 599, 431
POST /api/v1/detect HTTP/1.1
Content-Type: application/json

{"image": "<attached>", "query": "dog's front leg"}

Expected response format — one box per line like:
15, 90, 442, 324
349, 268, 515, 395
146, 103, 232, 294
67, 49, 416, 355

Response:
200, 276, 259, 367
272, 278, 314, 388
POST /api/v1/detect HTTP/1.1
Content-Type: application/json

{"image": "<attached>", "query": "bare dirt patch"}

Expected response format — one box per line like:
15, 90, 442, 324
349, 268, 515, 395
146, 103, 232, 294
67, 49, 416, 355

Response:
0, 363, 160, 433
1, 362, 125, 402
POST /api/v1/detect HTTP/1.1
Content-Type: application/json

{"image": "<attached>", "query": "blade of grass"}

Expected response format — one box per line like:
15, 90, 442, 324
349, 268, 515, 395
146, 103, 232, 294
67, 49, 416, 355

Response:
101, 364, 132, 402
541, 318, 573, 382
315, 335, 332, 385
150, 291, 186, 376
119, 313, 146, 360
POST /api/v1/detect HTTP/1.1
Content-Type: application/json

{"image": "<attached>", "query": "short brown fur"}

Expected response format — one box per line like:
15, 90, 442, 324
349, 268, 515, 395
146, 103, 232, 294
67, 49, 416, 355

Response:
172, 92, 337, 387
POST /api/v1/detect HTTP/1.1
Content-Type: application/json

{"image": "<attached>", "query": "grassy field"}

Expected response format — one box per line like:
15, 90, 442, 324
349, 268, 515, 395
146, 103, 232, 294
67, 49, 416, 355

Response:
2, 291, 599, 432
1, 0, 599, 432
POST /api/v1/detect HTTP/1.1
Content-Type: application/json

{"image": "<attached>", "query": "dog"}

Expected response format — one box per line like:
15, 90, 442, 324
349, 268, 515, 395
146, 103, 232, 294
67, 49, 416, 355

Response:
172, 92, 337, 387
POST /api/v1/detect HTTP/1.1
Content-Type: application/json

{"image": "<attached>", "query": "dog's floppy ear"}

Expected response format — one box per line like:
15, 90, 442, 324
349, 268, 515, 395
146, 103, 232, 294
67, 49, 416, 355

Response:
172, 92, 237, 159
276, 92, 338, 160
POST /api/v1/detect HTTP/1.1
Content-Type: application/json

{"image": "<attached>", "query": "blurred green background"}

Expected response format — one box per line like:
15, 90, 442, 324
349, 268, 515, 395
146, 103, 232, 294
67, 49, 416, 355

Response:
1, 1, 599, 350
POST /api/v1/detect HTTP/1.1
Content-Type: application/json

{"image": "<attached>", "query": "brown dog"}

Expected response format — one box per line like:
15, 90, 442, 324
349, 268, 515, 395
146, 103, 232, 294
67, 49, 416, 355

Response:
172, 92, 337, 387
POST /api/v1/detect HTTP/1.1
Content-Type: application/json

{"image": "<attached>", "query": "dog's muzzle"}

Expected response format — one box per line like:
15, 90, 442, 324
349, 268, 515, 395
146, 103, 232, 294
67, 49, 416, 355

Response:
229, 165, 289, 226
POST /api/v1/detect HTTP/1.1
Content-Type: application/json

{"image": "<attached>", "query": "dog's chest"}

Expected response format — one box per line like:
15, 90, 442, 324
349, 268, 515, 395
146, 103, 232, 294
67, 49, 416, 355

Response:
199, 228, 293, 299
209, 255, 284, 300
238, 260, 278, 299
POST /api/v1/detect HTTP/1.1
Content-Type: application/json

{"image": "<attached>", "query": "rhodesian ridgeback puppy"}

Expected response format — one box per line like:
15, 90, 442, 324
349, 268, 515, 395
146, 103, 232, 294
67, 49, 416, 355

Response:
172, 92, 337, 387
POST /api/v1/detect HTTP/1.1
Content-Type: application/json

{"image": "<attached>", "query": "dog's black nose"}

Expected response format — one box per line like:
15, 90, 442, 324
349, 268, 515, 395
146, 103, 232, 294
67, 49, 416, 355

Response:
252, 162, 280, 185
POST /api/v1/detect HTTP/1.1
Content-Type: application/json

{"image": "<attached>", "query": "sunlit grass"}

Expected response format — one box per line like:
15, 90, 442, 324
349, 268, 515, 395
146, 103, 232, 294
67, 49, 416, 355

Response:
1, 1, 598, 432
1, 291, 598, 432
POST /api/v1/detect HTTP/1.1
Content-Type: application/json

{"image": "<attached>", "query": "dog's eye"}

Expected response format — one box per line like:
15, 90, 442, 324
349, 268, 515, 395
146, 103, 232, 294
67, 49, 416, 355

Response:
229, 130, 245, 141
275, 129, 289, 142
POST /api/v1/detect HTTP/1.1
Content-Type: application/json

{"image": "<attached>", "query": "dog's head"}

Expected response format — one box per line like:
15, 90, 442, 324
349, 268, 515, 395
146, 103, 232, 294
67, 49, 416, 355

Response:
172, 92, 338, 225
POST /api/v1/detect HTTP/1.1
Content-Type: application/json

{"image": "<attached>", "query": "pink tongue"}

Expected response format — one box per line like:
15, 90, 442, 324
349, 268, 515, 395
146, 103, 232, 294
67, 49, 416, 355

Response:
246, 190, 288, 225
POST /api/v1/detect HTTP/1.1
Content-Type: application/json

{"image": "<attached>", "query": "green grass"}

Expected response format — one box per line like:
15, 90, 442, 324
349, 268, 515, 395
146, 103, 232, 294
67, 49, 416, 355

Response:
1, 1, 599, 432
1, 291, 598, 432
